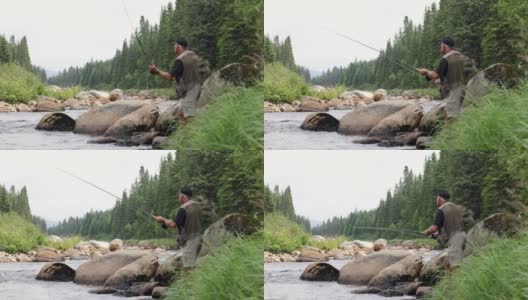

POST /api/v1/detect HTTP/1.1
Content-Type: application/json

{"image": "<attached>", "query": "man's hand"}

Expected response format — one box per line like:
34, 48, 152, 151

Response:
422, 229, 430, 236
418, 68, 428, 76
154, 216, 166, 223
149, 64, 160, 75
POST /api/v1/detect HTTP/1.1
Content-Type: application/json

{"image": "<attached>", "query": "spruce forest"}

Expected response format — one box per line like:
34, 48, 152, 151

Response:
49, 151, 263, 239
264, 185, 311, 232
0, 185, 47, 232
312, 0, 528, 89
0, 34, 47, 81
48, 0, 263, 89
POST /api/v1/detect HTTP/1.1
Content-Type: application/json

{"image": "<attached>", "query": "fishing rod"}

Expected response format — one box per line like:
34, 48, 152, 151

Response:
121, 0, 153, 64
348, 226, 425, 238
323, 28, 420, 74
57, 169, 170, 235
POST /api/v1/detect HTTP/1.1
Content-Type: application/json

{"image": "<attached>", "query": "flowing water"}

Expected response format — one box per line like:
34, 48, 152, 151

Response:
0, 260, 147, 300
264, 110, 412, 150
264, 259, 413, 300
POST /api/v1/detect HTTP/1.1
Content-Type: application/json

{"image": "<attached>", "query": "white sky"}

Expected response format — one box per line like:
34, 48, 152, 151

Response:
0, 0, 172, 72
265, 150, 438, 223
265, 0, 439, 72
0, 150, 172, 223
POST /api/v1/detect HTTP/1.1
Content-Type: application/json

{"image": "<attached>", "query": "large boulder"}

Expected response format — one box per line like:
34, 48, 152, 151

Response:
298, 97, 329, 112
63, 99, 89, 110
368, 104, 423, 139
368, 254, 423, 289
354, 90, 374, 101
297, 250, 329, 262
464, 63, 523, 107
197, 63, 259, 108
104, 254, 159, 289
465, 213, 521, 256
300, 113, 340, 132
89, 90, 110, 101
374, 239, 387, 252
419, 250, 448, 285
155, 251, 183, 285
152, 286, 169, 299
36, 113, 75, 131
300, 263, 340, 281
353, 240, 374, 251
374, 89, 387, 101
90, 240, 110, 251
74, 250, 147, 285
110, 89, 124, 101
419, 102, 446, 135
152, 136, 169, 149
36, 263, 75, 281
155, 102, 181, 136
74, 100, 147, 135
104, 104, 159, 139
35, 247, 64, 262
338, 250, 412, 285
34, 99, 65, 112
338, 100, 411, 135
110, 239, 123, 252
16, 103, 32, 112
199, 213, 259, 257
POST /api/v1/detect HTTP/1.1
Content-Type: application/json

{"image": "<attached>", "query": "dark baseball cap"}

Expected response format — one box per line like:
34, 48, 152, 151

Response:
180, 187, 192, 197
437, 189, 450, 200
440, 37, 455, 48
175, 37, 188, 48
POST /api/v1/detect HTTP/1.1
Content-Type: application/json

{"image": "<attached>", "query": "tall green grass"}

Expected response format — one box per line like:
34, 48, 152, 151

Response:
432, 235, 528, 300
0, 213, 45, 253
307, 236, 347, 251
43, 86, 81, 100
263, 63, 308, 103
44, 236, 81, 251
168, 87, 263, 150
0, 63, 45, 103
431, 82, 528, 150
308, 85, 346, 100
264, 213, 309, 253
167, 235, 263, 300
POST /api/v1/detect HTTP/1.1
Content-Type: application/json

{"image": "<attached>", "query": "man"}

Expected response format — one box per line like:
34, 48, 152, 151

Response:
418, 37, 466, 119
422, 189, 467, 270
154, 187, 202, 272
148, 37, 204, 126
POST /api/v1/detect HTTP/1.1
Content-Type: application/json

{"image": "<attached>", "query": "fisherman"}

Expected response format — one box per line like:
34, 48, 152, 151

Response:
154, 187, 202, 273
422, 189, 467, 271
148, 37, 206, 126
418, 37, 466, 119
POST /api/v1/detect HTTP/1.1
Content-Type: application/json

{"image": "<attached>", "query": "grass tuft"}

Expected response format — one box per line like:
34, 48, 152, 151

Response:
0, 213, 45, 253
0, 63, 45, 103
264, 213, 308, 253
263, 63, 308, 103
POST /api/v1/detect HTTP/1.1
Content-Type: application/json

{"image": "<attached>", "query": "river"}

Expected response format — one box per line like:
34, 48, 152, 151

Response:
264, 259, 413, 300
0, 260, 147, 300
264, 110, 412, 150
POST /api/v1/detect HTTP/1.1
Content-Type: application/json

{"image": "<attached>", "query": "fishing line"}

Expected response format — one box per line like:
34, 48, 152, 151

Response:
347, 226, 425, 238
323, 28, 420, 75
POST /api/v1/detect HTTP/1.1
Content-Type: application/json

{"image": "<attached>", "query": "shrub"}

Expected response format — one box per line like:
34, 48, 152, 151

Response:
44, 236, 81, 251
263, 63, 308, 103
0, 213, 45, 253
308, 85, 346, 100
0, 63, 44, 103
43, 86, 81, 100
264, 213, 309, 253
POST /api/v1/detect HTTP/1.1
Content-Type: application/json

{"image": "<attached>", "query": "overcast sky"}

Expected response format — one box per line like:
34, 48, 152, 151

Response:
0, 151, 172, 223
0, 0, 171, 72
265, 0, 438, 72
265, 150, 438, 223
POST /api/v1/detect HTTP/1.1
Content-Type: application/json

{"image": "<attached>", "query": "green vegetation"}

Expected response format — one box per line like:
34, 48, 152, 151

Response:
0, 63, 44, 103
168, 235, 263, 300
0, 213, 44, 253
44, 236, 81, 251
307, 236, 347, 251
263, 63, 308, 103
308, 85, 346, 100
168, 87, 263, 150
49, 0, 263, 89
264, 213, 308, 253
432, 234, 528, 300
313, 0, 528, 89
431, 82, 528, 151
50, 150, 263, 239
42, 86, 81, 101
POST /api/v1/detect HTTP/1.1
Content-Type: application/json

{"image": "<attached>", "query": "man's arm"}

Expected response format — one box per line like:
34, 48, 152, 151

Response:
149, 65, 174, 81
422, 209, 444, 236
418, 58, 447, 81
154, 216, 177, 228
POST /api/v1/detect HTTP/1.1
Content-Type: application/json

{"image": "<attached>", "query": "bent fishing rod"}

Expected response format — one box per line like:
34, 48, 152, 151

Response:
58, 169, 170, 235
121, 0, 153, 64
323, 28, 420, 75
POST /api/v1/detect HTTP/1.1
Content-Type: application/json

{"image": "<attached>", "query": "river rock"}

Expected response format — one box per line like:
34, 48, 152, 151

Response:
16, 103, 32, 112
62, 249, 81, 258
90, 240, 110, 251
338, 250, 412, 285
199, 213, 259, 257
465, 213, 520, 256
338, 100, 411, 135
368, 104, 423, 139
76, 91, 94, 101
87, 136, 117, 144
416, 286, 433, 298
88, 287, 118, 295
300, 263, 340, 281
373, 239, 387, 251
354, 90, 374, 101
353, 240, 375, 251
297, 250, 329, 262
16, 253, 32, 262
104, 104, 159, 139
353, 137, 382, 145
152, 286, 169, 299
47, 235, 63, 242
368, 254, 423, 289
34, 99, 65, 112
109, 239, 123, 252
129, 131, 160, 145
104, 254, 159, 289
155, 250, 183, 284
419, 250, 447, 285
394, 132, 425, 146
280, 103, 296, 112
152, 136, 169, 149
197, 63, 259, 108
36, 262, 75, 281
374, 89, 387, 101
110, 89, 124, 101
63, 99, 89, 110
280, 253, 296, 262
301, 113, 340, 132
124, 282, 160, 297
310, 235, 326, 242
0, 101, 15, 112
74, 100, 147, 135
298, 97, 329, 112
36, 247, 64, 262
74, 250, 147, 285
419, 102, 446, 135
36, 113, 75, 131
464, 63, 523, 107
416, 136, 434, 149
311, 85, 327, 93
155, 102, 181, 135
89, 90, 110, 100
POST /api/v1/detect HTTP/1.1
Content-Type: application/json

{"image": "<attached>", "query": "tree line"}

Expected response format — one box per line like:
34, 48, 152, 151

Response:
264, 185, 311, 232
48, 0, 263, 89
313, 0, 528, 89
49, 151, 263, 239
0, 185, 46, 231
264, 35, 311, 82
312, 151, 528, 239
0, 34, 47, 81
